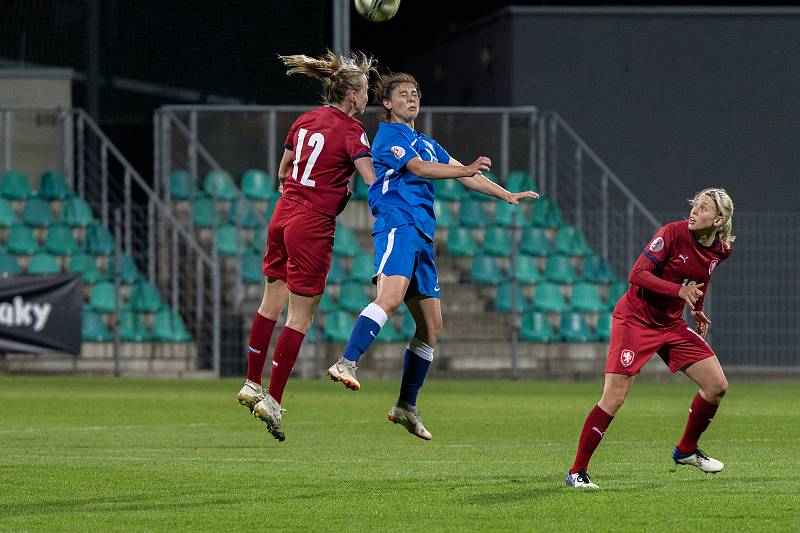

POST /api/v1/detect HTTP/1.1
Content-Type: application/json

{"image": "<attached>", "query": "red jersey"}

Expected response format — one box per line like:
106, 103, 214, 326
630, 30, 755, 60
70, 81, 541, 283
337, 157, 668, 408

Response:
615, 220, 732, 327
282, 105, 371, 217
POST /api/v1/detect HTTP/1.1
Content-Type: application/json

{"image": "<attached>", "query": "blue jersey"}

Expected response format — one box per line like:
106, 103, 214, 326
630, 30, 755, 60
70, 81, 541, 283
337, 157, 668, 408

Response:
367, 122, 451, 241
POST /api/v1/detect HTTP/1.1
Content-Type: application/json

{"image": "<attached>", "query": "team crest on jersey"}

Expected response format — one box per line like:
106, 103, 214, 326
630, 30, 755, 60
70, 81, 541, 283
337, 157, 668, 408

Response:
391, 146, 406, 159
649, 237, 664, 252
709, 259, 719, 275
620, 349, 635, 368
360, 132, 370, 147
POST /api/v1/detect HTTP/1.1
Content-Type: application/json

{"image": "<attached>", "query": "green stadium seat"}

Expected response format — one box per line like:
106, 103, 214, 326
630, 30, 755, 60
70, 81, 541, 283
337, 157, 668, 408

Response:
82, 308, 113, 342
192, 195, 219, 228
228, 197, 264, 229
495, 281, 531, 313
470, 255, 503, 285
458, 198, 486, 228
7, 224, 40, 255
216, 224, 246, 256
84, 222, 115, 256
434, 178, 463, 201
607, 281, 628, 309
22, 196, 55, 228
571, 282, 606, 312
203, 170, 239, 201
242, 169, 277, 201
433, 200, 456, 228
68, 253, 103, 283
90, 280, 118, 313
519, 227, 553, 257
532, 282, 568, 313
446, 227, 478, 256
581, 254, 616, 284
251, 227, 267, 253
119, 310, 151, 342
241, 250, 264, 284
326, 257, 347, 285
493, 202, 527, 227
399, 312, 416, 339
338, 281, 371, 312
27, 252, 60, 274
555, 225, 592, 257
323, 309, 354, 342
560, 311, 597, 342
333, 225, 361, 257
505, 171, 535, 192
511, 254, 542, 285
1, 170, 32, 200
350, 254, 375, 281
520, 311, 558, 342
264, 198, 278, 224
44, 224, 80, 256
39, 171, 71, 200
0, 197, 19, 227
482, 227, 512, 257
597, 312, 612, 342
544, 254, 578, 284
376, 318, 404, 342
351, 174, 370, 200
108, 253, 141, 284
0, 251, 21, 275
61, 197, 94, 227
530, 197, 563, 229
130, 280, 162, 312
318, 291, 338, 313
169, 170, 193, 201
152, 308, 192, 342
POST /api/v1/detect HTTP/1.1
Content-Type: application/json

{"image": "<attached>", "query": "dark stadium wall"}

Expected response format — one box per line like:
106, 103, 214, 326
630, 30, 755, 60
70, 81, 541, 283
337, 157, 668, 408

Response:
402, 8, 800, 213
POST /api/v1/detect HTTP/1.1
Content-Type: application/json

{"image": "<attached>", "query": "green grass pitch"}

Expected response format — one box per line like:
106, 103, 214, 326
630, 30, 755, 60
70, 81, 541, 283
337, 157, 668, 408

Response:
1, 376, 798, 531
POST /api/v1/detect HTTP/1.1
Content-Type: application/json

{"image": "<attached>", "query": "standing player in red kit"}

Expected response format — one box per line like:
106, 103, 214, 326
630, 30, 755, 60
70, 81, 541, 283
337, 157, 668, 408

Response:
235, 51, 377, 441
566, 188, 735, 489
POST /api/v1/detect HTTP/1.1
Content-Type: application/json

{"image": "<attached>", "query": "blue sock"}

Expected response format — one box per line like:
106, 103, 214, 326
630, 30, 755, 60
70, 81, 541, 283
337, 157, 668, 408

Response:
399, 337, 434, 406
343, 303, 389, 363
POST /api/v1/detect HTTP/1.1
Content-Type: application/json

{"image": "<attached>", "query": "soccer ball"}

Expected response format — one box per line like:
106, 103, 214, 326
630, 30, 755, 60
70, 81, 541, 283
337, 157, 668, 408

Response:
354, 0, 400, 22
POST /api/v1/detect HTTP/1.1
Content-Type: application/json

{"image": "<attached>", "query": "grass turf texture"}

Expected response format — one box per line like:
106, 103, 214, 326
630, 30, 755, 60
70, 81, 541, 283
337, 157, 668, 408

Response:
1, 376, 798, 531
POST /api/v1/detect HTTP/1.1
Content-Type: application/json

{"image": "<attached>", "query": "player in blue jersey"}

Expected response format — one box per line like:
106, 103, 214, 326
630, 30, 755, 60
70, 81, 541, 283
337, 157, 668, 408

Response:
328, 72, 539, 439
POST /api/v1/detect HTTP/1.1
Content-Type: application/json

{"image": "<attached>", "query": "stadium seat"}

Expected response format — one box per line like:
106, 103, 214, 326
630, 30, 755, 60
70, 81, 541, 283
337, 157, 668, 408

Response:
458, 198, 486, 228
7, 224, 40, 255
326, 257, 347, 285
107, 253, 141, 284
130, 280, 162, 312
350, 254, 375, 281
39, 171, 71, 200
241, 169, 277, 201
0, 251, 21, 275
433, 200, 456, 228
0, 198, 19, 227
44, 224, 80, 256
216, 224, 246, 256
482, 227, 512, 257
493, 201, 527, 227
22, 196, 55, 228
505, 171, 535, 192
318, 291, 338, 313
511, 254, 542, 285
228, 197, 264, 229
399, 312, 416, 339
61, 197, 94, 227
607, 281, 628, 309
250, 227, 267, 253
323, 309, 354, 342
192, 196, 219, 228
376, 318, 404, 342
84, 222, 116, 256
82, 308, 113, 342
544, 254, 578, 284
264, 197, 278, 223
519, 227, 553, 257
532, 282, 568, 313
581, 254, 616, 284
68, 253, 103, 283
351, 174, 370, 200
470, 255, 504, 285
520, 311, 558, 342
119, 310, 151, 342
434, 178, 463, 201
241, 250, 264, 284
27, 252, 60, 274
446, 227, 478, 256
338, 281, 370, 312
152, 308, 192, 342
555, 225, 592, 257
90, 280, 118, 313
560, 311, 596, 342
597, 312, 612, 342
203, 170, 239, 201
1, 170, 32, 200
333, 225, 361, 257
169, 170, 193, 201
530, 197, 562, 229
495, 280, 532, 313
570, 282, 606, 312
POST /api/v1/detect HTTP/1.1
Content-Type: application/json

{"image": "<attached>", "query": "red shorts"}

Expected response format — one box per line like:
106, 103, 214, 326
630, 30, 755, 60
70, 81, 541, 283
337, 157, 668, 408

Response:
605, 316, 716, 375
261, 198, 335, 295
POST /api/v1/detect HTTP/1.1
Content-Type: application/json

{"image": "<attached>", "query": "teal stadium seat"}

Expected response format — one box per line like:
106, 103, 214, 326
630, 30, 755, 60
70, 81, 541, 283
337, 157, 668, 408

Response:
90, 280, 117, 313
433, 200, 456, 228
241, 250, 264, 284
482, 227, 512, 257
61, 197, 94, 227
351, 174, 370, 200
519, 227, 553, 257
27, 252, 60, 274
333, 225, 361, 257
376, 319, 404, 343
505, 171, 535, 192
350, 254, 375, 281
169, 170, 193, 201
597, 312, 612, 342
7, 224, 40, 255
264, 197, 278, 224
326, 257, 347, 285
242, 169, 277, 201
445, 227, 478, 257
0, 251, 21, 275
0, 198, 19, 227
216, 224, 246, 256
607, 281, 628, 309
581, 254, 616, 284
470, 255, 503, 285
1, 170, 32, 200
45, 224, 79, 256
39, 171, 71, 200
318, 291, 338, 313
192, 196, 219, 228
544, 254, 578, 284
323, 310, 354, 342
458, 198, 486, 228
495, 281, 532, 313
108, 253, 141, 284
399, 312, 416, 339
434, 178, 463, 201
338, 281, 371, 312
560, 311, 596, 342
84, 222, 115, 256
520, 311, 558, 342
203, 170, 239, 201
228, 197, 264, 229
530, 197, 562, 229
493, 202, 527, 227
250, 227, 267, 253
68, 253, 103, 283
119, 310, 151, 342
130, 280, 162, 312
511, 254, 542, 285
82, 308, 113, 342
555, 225, 592, 257
570, 282, 606, 312
532, 282, 568, 313
22, 196, 55, 228
152, 308, 192, 342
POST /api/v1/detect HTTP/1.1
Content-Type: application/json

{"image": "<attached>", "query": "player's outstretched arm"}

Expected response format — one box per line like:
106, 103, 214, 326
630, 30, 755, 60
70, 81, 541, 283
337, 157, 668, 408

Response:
406, 155, 490, 180
354, 157, 378, 186
449, 157, 539, 204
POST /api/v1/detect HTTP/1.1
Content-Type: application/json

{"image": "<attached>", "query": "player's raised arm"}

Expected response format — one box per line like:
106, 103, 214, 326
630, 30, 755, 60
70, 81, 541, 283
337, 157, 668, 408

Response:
449, 157, 539, 204
405, 155, 491, 180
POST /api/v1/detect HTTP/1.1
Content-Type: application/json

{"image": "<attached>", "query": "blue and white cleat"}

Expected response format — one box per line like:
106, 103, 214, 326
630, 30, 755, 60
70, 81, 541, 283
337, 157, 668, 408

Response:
673, 448, 724, 473
565, 469, 599, 489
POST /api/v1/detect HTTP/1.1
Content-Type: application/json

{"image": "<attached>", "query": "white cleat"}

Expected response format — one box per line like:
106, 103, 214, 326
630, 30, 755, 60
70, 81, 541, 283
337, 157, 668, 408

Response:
565, 470, 600, 489
253, 394, 285, 442
673, 448, 724, 473
327, 357, 361, 391
236, 379, 265, 411
388, 402, 432, 440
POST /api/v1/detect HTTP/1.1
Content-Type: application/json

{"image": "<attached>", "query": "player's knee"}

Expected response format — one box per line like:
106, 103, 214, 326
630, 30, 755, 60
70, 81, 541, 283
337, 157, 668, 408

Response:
712, 379, 728, 399
375, 295, 403, 315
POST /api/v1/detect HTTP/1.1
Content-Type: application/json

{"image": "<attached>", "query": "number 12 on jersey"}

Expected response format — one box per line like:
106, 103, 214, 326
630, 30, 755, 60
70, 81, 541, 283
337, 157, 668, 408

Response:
291, 128, 325, 187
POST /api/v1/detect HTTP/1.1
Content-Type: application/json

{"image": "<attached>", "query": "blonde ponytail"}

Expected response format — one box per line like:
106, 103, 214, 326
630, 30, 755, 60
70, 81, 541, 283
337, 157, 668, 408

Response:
278, 50, 376, 105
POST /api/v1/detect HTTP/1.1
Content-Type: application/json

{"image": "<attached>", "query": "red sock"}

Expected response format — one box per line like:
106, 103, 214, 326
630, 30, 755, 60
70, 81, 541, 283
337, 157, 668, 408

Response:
267, 326, 305, 404
677, 393, 719, 454
245, 313, 277, 385
571, 404, 614, 474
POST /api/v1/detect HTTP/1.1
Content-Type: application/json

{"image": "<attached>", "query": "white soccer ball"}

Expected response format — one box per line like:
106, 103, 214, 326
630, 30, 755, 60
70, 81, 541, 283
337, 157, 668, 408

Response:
354, 0, 400, 22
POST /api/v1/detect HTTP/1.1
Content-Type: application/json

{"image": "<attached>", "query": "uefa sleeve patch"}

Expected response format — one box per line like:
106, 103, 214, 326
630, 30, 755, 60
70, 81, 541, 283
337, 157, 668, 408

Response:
391, 146, 406, 159
649, 237, 664, 252
360, 132, 370, 148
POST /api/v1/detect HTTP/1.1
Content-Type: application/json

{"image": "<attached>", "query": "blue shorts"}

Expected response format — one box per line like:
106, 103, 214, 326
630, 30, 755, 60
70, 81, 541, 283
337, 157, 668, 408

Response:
372, 224, 440, 300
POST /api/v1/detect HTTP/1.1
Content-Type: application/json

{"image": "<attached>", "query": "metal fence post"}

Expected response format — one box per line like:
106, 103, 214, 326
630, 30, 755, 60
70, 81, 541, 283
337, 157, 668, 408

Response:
575, 146, 583, 231
500, 112, 510, 183
2, 109, 11, 172
113, 209, 122, 377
